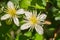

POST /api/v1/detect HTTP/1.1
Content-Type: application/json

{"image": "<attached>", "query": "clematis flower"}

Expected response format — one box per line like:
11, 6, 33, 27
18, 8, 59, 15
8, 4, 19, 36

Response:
1, 1, 25, 26
21, 11, 47, 34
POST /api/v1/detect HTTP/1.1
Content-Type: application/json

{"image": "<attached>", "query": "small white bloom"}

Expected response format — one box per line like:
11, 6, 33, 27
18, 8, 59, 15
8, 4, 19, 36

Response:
1, 1, 25, 26
21, 11, 47, 35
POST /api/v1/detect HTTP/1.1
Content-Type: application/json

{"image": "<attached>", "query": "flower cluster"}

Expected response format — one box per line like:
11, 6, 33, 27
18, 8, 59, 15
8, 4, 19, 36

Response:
0, 1, 47, 35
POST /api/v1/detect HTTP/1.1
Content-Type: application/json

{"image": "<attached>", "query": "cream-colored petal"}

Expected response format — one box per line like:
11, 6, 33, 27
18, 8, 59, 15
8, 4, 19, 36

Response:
25, 11, 32, 19
13, 17, 19, 26
1, 14, 10, 20
7, 1, 14, 9
37, 13, 40, 19
35, 25, 43, 35
16, 9, 25, 15
20, 23, 31, 30
37, 14, 47, 21
33, 10, 37, 16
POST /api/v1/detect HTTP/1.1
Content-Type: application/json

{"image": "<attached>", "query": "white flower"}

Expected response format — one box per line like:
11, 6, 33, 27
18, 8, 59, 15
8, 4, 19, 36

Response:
1, 1, 25, 26
21, 11, 47, 35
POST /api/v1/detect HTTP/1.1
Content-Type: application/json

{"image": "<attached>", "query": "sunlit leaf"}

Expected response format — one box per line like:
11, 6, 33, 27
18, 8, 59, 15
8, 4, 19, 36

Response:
57, 0, 60, 8
55, 16, 60, 20
34, 3, 45, 9
20, 0, 32, 9
24, 31, 32, 37
42, 0, 47, 6
34, 33, 43, 40
49, 28, 55, 31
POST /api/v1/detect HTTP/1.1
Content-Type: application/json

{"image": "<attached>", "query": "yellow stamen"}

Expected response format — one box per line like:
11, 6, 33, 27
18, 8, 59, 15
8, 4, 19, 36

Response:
30, 15, 37, 25
7, 8, 16, 17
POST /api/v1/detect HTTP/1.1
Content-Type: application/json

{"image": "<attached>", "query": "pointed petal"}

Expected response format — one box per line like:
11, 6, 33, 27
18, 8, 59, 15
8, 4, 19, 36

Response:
33, 10, 37, 16
25, 11, 32, 19
16, 9, 25, 15
37, 14, 47, 21
7, 1, 15, 9
1, 14, 10, 20
13, 17, 19, 26
21, 23, 31, 30
35, 25, 43, 34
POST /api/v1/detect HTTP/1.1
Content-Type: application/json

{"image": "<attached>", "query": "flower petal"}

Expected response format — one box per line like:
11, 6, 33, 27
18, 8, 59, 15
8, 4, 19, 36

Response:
16, 9, 25, 15
25, 11, 32, 19
35, 25, 43, 35
33, 10, 37, 16
1, 14, 10, 20
7, 1, 14, 9
13, 17, 19, 26
21, 23, 31, 30
37, 14, 47, 21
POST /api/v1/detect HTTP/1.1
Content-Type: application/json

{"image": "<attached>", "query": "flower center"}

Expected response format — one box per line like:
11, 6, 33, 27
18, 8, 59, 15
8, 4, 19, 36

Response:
30, 15, 37, 25
7, 8, 16, 17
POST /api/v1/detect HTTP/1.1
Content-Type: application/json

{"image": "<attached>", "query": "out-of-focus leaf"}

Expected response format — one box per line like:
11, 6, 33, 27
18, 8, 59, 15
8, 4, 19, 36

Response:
6, 19, 12, 25
15, 33, 20, 40
34, 3, 45, 9
20, 20, 25, 25
42, 0, 47, 6
34, 33, 43, 40
10, 0, 19, 5
12, 25, 18, 31
20, 0, 32, 9
54, 11, 60, 20
52, 7, 58, 13
31, 0, 37, 5
0, 22, 2, 26
55, 16, 60, 20
48, 28, 55, 31
0, 22, 12, 34
19, 35, 28, 40
57, 0, 60, 8
24, 31, 32, 37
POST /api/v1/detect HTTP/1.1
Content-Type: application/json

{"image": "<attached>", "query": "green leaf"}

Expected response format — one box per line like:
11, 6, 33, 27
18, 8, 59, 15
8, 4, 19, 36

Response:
57, 0, 60, 8
34, 3, 45, 9
12, 25, 18, 31
55, 16, 60, 20
20, 0, 32, 9
34, 33, 43, 40
24, 31, 32, 37
42, 0, 47, 6
52, 7, 58, 13
15, 34, 20, 40
10, 0, 19, 5
19, 35, 28, 40
0, 22, 2, 26
48, 28, 55, 31
54, 11, 60, 20
5, 19, 12, 25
